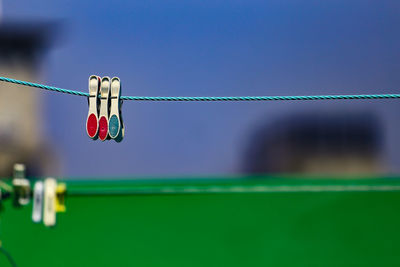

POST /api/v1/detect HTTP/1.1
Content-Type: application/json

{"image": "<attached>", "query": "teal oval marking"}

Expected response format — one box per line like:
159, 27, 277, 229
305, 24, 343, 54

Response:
109, 115, 120, 138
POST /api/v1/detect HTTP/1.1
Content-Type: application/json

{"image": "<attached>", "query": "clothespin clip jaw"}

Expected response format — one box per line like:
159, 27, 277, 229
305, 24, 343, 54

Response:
109, 77, 124, 142
12, 163, 31, 207
86, 75, 101, 140
98, 76, 111, 141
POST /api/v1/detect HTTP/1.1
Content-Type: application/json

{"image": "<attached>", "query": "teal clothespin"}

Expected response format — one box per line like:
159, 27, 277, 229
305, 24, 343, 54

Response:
109, 77, 124, 142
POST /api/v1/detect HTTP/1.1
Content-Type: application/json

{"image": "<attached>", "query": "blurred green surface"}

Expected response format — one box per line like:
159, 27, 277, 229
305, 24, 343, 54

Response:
1, 178, 400, 266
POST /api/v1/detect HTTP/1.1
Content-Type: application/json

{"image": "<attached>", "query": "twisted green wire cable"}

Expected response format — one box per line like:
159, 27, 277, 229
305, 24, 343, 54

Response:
1, 76, 400, 102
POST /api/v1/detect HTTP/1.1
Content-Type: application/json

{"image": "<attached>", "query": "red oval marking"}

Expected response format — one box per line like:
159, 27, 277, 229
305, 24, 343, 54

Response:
86, 113, 98, 138
98, 116, 108, 141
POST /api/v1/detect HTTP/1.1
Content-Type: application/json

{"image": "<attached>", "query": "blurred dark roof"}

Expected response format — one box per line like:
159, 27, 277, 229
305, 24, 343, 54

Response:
243, 111, 382, 174
0, 21, 59, 54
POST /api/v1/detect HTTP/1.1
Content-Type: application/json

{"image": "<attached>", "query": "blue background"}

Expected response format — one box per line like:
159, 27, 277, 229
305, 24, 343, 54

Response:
4, 0, 400, 177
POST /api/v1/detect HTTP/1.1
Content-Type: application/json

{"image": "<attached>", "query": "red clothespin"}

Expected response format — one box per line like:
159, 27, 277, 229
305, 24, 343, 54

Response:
98, 77, 111, 141
86, 75, 101, 139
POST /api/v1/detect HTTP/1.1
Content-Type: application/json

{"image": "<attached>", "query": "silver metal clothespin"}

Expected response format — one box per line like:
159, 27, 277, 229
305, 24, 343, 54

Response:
98, 76, 111, 141
86, 75, 101, 140
12, 163, 31, 207
109, 77, 124, 142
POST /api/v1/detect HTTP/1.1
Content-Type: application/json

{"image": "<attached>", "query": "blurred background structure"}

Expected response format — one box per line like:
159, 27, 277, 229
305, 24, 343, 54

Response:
243, 112, 383, 175
0, 19, 60, 177
0, 0, 399, 178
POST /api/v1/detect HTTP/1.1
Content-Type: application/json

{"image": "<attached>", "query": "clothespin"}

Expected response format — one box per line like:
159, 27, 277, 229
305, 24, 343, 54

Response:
43, 178, 57, 227
98, 76, 111, 141
12, 163, 31, 207
32, 181, 44, 223
86, 75, 101, 140
55, 183, 66, 213
109, 77, 124, 142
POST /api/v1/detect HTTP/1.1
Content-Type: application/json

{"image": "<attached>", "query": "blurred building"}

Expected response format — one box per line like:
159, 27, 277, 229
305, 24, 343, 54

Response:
0, 21, 60, 177
243, 112, 384, 176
